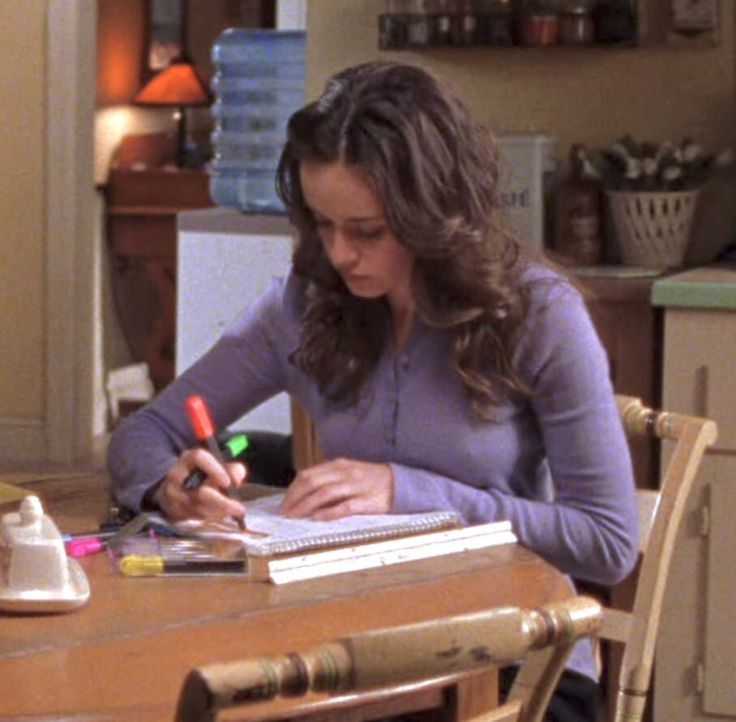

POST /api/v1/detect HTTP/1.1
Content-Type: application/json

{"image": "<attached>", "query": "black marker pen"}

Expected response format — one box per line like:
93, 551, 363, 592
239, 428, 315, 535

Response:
181, 433, 249, 491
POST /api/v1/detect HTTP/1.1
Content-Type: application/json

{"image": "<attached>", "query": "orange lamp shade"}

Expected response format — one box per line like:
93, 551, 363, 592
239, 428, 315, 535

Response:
134, 59, 210, 107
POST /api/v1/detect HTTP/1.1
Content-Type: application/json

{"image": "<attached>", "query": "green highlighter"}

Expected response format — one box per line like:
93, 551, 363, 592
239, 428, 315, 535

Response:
181, 433, 249, 491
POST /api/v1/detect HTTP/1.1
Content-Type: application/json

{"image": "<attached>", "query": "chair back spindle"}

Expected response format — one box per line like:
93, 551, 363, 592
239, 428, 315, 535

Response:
606, 395, 718, 722
175, 596, 603, 722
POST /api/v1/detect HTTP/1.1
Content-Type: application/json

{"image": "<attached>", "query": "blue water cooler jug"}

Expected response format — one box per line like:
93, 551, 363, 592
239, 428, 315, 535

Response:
209, 29, 306, 213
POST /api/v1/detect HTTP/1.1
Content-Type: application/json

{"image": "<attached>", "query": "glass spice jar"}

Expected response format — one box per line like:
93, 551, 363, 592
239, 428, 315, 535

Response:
559, 0, 594, 45
451, 0, 478, 46
592, 0, 637, 44
477, 0, 514, 46
379, 0, 410, 50
406, 0, 433, 46
519, 0, 560, 47
433, 0, 453, 46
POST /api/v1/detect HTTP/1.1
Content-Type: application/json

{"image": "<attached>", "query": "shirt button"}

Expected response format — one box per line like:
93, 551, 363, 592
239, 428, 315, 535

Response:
400, 355, 410, 369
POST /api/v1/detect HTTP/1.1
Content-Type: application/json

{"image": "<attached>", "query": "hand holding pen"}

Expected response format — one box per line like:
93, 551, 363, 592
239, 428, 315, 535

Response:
181, 433, 249, 491
185, 394, 248, 530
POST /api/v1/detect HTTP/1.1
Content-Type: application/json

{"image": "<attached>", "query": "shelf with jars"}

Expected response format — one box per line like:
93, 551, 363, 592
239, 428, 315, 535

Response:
378, 0, 639, 50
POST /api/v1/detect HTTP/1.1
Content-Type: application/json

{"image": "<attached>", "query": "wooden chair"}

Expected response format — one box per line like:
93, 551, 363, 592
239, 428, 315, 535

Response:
174, 596, 603, 722
600, 395, 718, 722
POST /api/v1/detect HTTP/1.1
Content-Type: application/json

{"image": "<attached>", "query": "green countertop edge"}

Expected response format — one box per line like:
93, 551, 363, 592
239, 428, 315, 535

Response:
651, 278, 736, 310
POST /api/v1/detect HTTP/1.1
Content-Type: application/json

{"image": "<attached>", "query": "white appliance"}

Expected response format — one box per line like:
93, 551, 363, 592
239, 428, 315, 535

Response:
176, 209, 294, 434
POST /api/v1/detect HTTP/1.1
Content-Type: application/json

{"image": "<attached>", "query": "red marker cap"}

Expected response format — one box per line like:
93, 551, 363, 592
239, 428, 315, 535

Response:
186, 395, 215, 441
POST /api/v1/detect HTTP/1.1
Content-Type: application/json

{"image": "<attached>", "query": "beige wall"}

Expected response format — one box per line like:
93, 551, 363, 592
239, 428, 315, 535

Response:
305, 0, 736, 264
0, 4, 46, 420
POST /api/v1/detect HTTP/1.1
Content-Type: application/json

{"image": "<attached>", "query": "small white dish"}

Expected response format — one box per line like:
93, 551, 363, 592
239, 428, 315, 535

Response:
0, 557, 90, 613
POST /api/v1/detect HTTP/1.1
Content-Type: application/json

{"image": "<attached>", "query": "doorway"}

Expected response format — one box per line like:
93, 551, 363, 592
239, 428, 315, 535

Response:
43, 1, 303, 463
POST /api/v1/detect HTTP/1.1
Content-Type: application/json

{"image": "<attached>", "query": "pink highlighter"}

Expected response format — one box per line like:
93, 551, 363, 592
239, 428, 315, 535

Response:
65, 536, 106, 558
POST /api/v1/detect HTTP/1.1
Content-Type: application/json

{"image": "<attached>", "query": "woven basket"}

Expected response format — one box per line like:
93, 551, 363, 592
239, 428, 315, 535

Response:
606, 189, 700, 269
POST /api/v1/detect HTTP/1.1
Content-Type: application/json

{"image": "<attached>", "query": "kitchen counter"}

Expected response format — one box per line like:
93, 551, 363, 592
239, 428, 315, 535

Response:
651, 262, 736, 310
652, 261, 736, 721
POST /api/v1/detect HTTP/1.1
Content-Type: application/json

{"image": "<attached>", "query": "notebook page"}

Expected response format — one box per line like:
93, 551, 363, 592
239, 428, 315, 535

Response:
176, 493, 460, 556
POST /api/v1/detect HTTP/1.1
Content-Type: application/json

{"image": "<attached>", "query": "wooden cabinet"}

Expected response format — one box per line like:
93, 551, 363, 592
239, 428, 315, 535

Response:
106, 166, 213, 389
578, 274, 661, 489
652, 265, 736, 721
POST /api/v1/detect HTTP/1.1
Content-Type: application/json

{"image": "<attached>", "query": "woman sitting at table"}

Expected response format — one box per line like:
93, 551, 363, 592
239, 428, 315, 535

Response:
107, 59, 638, 721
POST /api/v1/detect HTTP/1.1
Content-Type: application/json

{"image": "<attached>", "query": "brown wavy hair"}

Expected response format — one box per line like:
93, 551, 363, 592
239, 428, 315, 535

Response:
276, 60, 532, 418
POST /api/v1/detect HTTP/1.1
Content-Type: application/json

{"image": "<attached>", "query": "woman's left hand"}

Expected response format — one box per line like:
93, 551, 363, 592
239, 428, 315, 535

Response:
279, 457, 394, 520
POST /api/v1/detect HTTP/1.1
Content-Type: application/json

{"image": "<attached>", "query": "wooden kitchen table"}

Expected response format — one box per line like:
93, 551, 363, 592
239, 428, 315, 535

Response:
0, 474, 574, 721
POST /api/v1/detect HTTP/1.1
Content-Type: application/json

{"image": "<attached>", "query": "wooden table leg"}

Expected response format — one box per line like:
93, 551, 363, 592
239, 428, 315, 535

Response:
452, 670, 500, 721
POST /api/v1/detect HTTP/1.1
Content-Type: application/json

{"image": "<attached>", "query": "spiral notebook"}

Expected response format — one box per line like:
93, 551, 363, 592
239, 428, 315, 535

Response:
174, 494, 518, 584
110, 496, 515, 583
178, 493, 462, 558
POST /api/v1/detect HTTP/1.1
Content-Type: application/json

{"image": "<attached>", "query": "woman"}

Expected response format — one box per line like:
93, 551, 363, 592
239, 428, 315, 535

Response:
108, 60, 637, 720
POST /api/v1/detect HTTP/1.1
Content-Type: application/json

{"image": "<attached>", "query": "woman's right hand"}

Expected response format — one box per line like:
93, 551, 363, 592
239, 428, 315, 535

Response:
151, 448, 247, 522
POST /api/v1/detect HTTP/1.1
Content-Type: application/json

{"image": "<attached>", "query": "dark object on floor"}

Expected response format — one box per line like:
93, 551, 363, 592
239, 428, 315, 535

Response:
500, 666, 602, 722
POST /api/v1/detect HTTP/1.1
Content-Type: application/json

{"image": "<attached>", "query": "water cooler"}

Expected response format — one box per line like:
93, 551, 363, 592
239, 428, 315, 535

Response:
208, 29, 306, 213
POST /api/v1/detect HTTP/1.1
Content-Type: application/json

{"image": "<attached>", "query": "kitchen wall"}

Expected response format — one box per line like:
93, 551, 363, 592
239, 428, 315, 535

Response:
305, 1, 736, 264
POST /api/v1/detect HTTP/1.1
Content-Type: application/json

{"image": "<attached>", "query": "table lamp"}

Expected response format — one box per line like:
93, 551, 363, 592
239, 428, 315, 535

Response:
133, 58, 211, 167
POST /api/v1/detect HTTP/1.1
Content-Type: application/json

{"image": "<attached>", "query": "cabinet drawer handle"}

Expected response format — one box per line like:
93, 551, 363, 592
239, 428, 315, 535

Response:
695, 365, 709, 417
